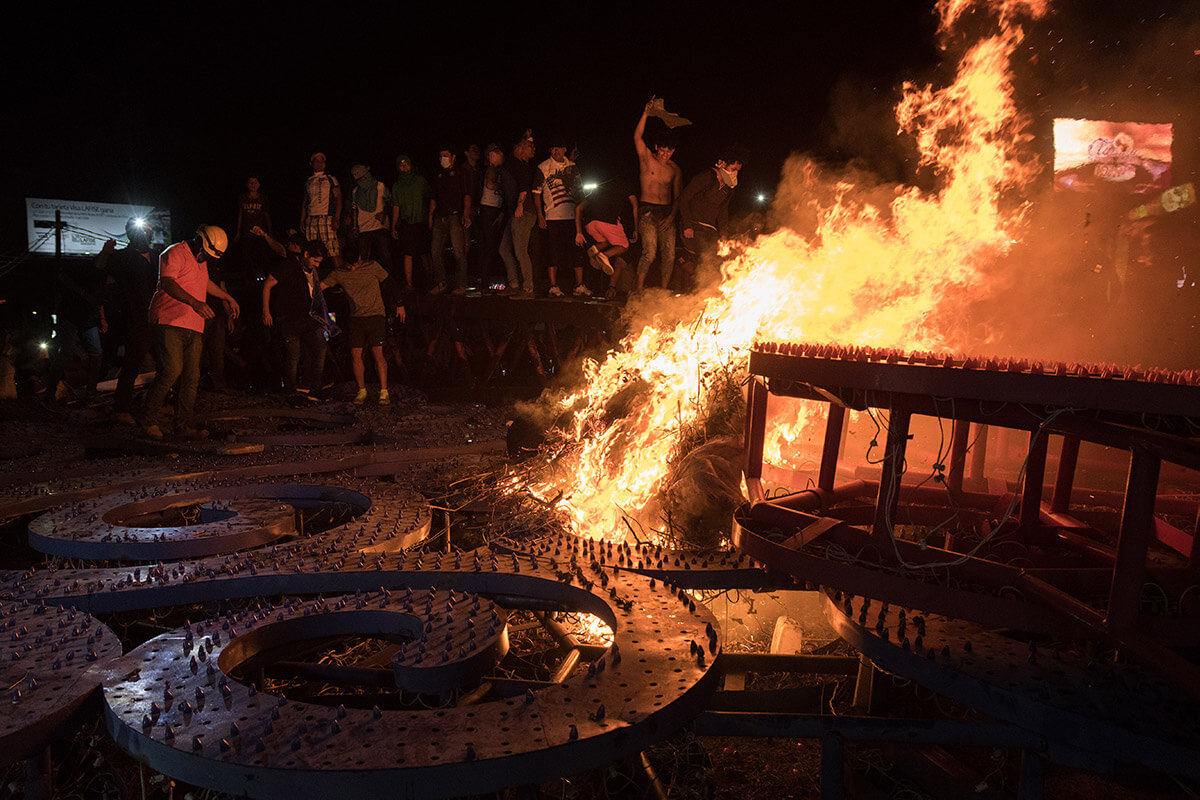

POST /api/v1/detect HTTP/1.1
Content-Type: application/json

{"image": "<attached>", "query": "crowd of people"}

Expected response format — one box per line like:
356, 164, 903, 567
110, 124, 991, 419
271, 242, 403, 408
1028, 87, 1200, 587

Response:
42, 100, 747, 440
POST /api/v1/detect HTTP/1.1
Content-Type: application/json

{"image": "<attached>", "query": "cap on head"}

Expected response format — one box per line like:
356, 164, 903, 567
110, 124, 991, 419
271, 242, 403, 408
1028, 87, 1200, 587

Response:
195, 225, 228, 259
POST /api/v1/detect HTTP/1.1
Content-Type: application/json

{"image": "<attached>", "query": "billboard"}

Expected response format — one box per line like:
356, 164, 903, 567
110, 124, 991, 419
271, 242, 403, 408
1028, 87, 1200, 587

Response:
25, 198, 171, 257
1052, 119, 1173, 195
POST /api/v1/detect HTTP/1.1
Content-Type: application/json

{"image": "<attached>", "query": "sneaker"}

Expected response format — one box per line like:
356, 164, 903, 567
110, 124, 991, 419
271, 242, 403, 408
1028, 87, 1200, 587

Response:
498, 287, 520, 296
587, 245, 614, 275
379, 389, 391, 406
113, 412, 136, 426
515, 289, 535, 299
449, 287, 466, 296
573, 284, 593, 297
141, 423, 164, 440
353, 388, 368, 405
548, 285, 564, 297
428, 283, 446, 295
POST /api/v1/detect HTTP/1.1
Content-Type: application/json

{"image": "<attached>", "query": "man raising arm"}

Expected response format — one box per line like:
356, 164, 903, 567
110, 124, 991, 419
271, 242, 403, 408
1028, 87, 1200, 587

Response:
634, 98, 683, 291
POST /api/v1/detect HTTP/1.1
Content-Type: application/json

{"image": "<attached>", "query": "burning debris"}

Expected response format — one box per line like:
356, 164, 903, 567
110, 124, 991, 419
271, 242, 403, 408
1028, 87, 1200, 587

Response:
512, 0, 1061, 546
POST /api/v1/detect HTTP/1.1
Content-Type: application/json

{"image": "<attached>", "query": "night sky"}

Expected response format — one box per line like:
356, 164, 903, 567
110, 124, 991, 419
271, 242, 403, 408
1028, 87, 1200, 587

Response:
3, 0, 1199, 250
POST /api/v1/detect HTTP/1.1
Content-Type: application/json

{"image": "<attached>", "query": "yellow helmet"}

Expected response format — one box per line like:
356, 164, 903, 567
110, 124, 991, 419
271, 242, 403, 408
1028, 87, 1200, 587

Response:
195, 225, 228, 259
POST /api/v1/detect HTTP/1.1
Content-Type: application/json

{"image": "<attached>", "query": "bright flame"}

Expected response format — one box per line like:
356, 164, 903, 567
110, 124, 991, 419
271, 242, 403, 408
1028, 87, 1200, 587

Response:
529, 1, 1049, 540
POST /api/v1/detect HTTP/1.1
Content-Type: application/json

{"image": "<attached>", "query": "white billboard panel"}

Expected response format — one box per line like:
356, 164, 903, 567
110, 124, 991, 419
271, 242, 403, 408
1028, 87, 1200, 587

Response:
25, 198, 171, 256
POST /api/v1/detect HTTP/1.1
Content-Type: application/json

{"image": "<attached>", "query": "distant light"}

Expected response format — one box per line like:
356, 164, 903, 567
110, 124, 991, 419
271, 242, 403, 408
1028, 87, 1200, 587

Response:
582, 182, 599, 192
39, 342, 49, 350
756, 193, 767, 203
134, 217, 146, 227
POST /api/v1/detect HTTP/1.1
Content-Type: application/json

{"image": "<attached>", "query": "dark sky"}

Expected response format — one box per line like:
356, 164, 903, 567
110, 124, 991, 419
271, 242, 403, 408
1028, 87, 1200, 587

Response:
3, 0, 1198, 248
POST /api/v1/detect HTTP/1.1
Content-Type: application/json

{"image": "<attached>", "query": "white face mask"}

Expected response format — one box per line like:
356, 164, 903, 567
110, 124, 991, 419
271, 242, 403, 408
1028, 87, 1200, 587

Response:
717, 167, 739, 188
440, 156, 453, 169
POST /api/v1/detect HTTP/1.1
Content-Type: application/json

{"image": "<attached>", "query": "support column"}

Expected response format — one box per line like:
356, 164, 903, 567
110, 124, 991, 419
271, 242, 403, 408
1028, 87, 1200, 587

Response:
818, 403, 846, 493
1019, 429, 1050, 534
968, 424, 988, 484
25, 747, 52, 800
871, 407, 911, 546
744, 378, 769, 486
1017, 749, 1045, 800
947, 419, 970, 494
820, 732, 845, 800
1106, 448, 1161, 632
1050, 435, 1080, 514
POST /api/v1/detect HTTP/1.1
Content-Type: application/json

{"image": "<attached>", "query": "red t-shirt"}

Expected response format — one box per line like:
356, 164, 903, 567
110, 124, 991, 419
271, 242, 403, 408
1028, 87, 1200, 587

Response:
149, 242, 208, 332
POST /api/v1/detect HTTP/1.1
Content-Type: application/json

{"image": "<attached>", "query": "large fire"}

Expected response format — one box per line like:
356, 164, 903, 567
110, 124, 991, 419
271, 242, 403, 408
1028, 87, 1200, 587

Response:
527, 0, 1051, 541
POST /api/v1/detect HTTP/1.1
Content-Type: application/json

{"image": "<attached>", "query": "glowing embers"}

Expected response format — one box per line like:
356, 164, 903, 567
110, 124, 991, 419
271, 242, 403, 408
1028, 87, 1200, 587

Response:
0, 598, 120, 762
27, 484, 374, 561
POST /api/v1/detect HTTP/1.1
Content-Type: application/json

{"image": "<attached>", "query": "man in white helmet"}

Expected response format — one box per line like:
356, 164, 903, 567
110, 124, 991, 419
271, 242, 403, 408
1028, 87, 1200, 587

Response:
142, 225, 240, 440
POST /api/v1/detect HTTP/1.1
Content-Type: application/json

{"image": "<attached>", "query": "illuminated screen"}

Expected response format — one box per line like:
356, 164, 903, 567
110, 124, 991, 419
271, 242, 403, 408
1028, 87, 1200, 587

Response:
25, 198, 171, 256
1053, 119, 1173, 195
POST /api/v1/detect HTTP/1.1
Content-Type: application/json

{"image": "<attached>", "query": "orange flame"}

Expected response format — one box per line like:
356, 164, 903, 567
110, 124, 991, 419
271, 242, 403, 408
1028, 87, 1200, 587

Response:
532, 1, 1049, 541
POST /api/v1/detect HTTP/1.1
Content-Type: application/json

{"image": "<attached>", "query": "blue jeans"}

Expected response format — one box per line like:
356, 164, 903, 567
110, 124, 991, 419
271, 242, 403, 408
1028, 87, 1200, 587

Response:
144, 325, 202, 429
430, 214, 468, 289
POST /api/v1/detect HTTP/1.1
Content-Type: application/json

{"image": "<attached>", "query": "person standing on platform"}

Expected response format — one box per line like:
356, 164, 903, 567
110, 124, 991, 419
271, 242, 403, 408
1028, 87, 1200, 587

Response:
350, 163, 394, 274
302, 152, 342, 266
390, 154, 431, 291
536, 135, 588, 297
429, 146, 472, 295
142, 225, 240, 440
478, 143, 507, 291
679, 146, 745, 290
499, 132, 539, 296
634, 98, 683, 291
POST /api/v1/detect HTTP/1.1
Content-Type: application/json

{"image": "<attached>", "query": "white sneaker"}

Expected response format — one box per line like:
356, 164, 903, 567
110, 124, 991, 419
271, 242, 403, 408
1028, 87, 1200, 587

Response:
378, 389, 390, 406
353, 388, 368, 405
548, 285, 564, 297
573, 284, 593, 297
587, 246, 614, 275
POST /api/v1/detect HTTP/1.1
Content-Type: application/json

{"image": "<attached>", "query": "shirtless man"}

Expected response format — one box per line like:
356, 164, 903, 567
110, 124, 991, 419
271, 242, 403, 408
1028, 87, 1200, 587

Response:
634, 97, 683, 291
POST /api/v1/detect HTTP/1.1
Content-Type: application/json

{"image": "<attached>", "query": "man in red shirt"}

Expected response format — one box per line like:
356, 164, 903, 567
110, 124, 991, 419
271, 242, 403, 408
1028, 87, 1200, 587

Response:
142, 225, 241, 440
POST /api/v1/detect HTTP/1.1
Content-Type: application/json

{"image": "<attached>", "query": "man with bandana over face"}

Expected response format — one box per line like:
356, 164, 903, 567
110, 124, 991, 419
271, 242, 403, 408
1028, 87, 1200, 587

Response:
350, 164, 394, 277
678, 146, 746, 290
97, 218, 160, 424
